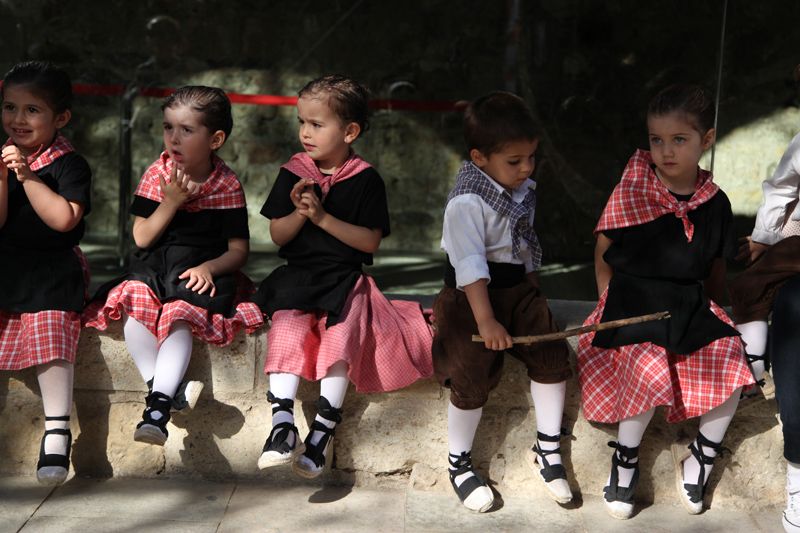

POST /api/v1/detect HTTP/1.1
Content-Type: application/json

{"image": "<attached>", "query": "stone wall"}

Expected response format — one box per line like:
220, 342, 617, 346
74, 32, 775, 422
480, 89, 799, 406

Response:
0, 301, 784, 509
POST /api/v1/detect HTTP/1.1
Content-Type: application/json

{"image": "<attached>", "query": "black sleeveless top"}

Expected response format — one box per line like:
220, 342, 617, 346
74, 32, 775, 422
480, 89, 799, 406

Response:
92, 196, 249, 316
0, 153, 92, 312
252, 167, 390, 326
592, 190, 739, 354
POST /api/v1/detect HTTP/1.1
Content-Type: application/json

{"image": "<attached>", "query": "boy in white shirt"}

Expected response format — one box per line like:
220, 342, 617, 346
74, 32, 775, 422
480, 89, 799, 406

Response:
433, 91, 572, 512
728, 131, 800, 533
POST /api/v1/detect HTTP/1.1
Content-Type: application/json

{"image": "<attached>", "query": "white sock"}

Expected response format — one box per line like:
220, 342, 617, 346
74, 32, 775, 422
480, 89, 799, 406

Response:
150, 322, 193, 419
123, 313, 159, 382
736, 321, 768, 379
608, 408, 655, 488
36, 360, 74, 455
788, 461, 800, 492
684, 388, 741, 485
309, 361, 349, 447
448, 401, 483, 486
268, 372, 301, 447
530, 380, 566, 466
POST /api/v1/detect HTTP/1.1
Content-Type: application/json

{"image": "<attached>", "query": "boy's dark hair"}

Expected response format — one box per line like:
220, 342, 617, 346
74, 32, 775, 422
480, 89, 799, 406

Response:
648, 84, 715, 134
299, 75, 370, 134
1, 61, 72, 113
464, 91, 540, 155
162, 85, 233, 139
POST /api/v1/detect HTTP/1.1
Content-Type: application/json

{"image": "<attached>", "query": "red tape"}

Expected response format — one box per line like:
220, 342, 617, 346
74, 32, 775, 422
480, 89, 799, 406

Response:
65, 82, 461, 112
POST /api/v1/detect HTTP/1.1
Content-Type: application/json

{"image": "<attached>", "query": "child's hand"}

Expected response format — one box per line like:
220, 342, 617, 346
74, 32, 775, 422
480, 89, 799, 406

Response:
290, 178, 314, 210
736, 236, 769, 264
298, 189, 327, 225
160, 164, 196, 207
477, 318, 513, 351
1, 145, 34, 182
0, 156, 7, 182
179, 263, 216, 297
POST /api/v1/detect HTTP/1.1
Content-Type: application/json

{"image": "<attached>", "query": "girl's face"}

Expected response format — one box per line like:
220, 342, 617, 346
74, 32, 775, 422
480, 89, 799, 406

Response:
1, 84, 70, 156
162, 103, 224, 179
296, 95, 359, 172
647, 112, 715, 187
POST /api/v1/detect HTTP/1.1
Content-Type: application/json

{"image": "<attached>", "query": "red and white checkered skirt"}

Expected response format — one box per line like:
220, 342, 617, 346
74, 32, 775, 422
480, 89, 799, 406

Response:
265, 274, 434, 392
577, 289, 754, 423
0, 247, 89, 370
83, 273, 264, 345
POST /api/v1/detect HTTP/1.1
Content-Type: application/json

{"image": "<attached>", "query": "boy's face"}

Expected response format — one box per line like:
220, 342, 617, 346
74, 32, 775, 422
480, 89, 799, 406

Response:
470, 138, 539, 192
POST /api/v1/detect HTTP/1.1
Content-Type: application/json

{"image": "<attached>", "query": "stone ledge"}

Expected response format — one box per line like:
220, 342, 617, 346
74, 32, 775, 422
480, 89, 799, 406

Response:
0, 300, 784, 510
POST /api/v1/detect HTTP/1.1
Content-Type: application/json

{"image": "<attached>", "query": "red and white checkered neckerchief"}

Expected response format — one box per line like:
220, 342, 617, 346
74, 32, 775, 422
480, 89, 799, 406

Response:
595, 149, 719, 242
134, 151, 245, 211
282, 151, 372, 200
2, 133, 74, 171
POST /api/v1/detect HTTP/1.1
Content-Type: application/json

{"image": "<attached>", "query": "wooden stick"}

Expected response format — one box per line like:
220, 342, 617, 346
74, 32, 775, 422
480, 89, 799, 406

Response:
471, 311, 671, 345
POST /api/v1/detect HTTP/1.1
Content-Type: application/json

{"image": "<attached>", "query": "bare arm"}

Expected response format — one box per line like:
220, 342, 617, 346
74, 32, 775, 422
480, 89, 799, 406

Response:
0, 164, 8, 228
594, 233, 613, 297
704, 257, 728, 304
178, 238, 249, 297
2, 145, 84, 232
463, 278, 513, 351
132, 165, 196, 249
132, 205, 179, 249
201, 238, 249, 276
299, 188, 382, 253
269, 210, 307, 246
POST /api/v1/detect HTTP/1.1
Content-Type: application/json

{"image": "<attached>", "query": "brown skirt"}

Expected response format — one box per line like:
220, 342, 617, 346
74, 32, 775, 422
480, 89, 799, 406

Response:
729, 235, 800, 323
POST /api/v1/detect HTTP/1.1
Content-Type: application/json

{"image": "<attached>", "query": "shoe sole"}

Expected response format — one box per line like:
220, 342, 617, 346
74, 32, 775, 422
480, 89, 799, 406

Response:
462, 486, 494, 513
182, 381, 204, 410
783, 514, 800, 532
292, 437, 333, 479
762, 374, 776, 401
134, 425, 167, 446
604, 499, 634, 520
524, 448, 572, 504
257, 443, 306, 470
37, 466, 68, 486
671, 442, 703, 514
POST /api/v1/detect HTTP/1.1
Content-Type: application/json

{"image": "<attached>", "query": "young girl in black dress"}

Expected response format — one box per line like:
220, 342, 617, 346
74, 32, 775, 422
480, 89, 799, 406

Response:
84, 86, 263, 446
253, 75, 432, 478
577, 84, 754, 519
0, 61, 92, 484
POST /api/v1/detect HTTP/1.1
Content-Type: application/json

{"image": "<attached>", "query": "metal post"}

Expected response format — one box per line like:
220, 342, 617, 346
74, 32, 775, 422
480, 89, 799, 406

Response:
710, 0, 728, 171
117, 84, 137, 267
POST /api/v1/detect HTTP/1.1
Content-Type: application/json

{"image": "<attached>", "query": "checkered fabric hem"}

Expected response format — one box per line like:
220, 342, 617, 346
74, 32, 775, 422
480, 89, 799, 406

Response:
83, 280, 264, 346
576, 289, 754, 423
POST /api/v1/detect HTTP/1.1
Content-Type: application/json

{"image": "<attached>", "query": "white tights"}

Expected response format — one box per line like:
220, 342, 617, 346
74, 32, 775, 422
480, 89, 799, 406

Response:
609, 388, 742, 488
123, 314, 192, 398
37, 360, 74, 455
268, 360, 350, 447
736, 320, 769, 380
448, 380, 567, 485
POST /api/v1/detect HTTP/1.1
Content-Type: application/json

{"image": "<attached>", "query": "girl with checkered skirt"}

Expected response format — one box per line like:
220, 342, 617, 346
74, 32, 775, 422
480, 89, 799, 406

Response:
0, 62, 92, 485
252, 75, 433, 479
577, 84, 754, 519
83, 86, 263, 446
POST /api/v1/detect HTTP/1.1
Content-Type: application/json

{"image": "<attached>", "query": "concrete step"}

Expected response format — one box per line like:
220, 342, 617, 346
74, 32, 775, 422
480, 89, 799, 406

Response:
0, 300, 784, 512
0, 476, 785, 532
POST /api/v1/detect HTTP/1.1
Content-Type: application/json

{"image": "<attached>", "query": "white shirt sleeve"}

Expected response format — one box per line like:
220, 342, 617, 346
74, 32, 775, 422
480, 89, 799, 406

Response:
442, 195, 490, 289
752, 133, 800, 245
